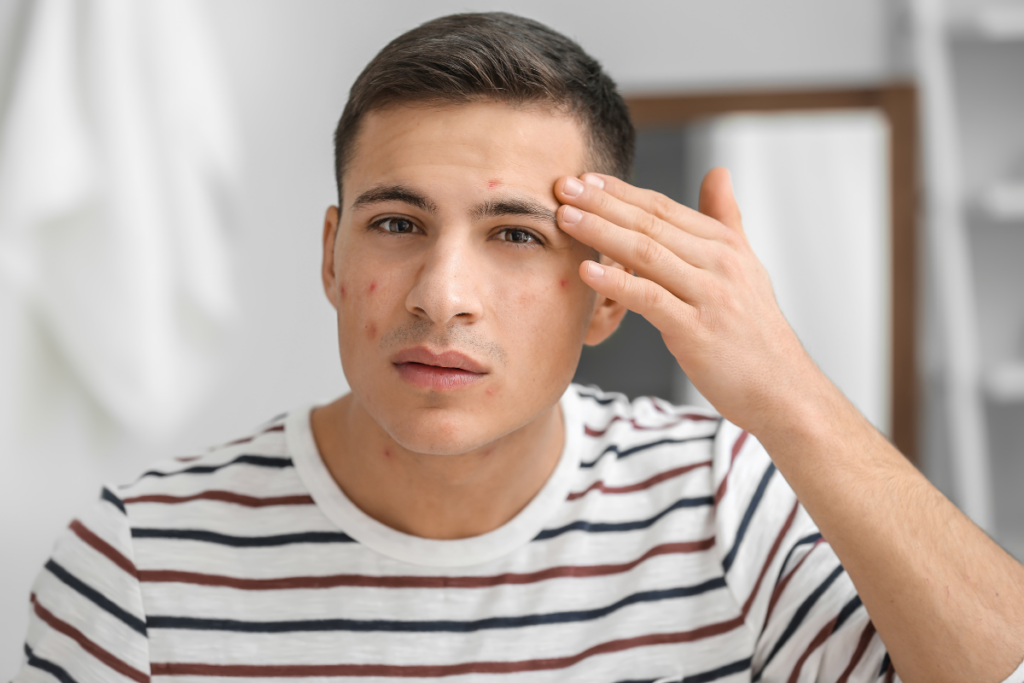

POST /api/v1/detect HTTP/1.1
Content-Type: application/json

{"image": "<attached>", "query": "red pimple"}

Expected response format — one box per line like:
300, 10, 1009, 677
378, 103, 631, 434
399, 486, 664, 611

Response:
560, 279, 568, 288
367, 323, 377, 339
487, 179, 501, 190
340, 284, 347, 298
383, 448, 391, 459
368, 281, 377, 293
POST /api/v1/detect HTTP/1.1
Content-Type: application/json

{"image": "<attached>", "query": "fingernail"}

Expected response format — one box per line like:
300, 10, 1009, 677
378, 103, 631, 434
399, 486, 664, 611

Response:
586, 261, 605, 278
562, 177, 584, 197
561, 205, 583, 224
583, 174, 604, 189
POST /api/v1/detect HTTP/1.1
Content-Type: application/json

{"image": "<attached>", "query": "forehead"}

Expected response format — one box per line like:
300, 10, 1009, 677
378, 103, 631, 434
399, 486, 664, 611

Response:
342, 101, 589, 209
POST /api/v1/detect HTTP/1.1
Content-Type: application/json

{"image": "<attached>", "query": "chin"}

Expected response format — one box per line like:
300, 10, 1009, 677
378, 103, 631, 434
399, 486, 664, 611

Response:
380, 411, 493, 456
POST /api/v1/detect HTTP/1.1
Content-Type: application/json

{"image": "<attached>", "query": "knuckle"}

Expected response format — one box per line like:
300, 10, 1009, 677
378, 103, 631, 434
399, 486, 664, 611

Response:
632, 235, 663, 267
638, 281, 662, 309
649, 191, 674, 219
639, 210, 663, 239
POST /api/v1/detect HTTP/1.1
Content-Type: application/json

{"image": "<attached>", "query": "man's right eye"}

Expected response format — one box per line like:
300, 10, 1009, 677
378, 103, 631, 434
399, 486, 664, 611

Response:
374, 217, 417, 234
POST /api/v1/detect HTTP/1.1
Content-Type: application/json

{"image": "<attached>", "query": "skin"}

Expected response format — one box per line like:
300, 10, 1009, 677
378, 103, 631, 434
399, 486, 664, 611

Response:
554, 169, 1024, 683
312, 101, 626, 539
313, 98, 1024, 681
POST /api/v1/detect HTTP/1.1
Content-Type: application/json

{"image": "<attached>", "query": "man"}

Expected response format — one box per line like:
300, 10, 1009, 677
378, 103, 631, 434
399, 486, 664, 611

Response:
15, 12, 1024, 683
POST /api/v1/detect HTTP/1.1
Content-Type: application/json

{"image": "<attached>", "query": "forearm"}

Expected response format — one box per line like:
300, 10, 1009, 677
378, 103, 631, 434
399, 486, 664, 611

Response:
757, 376, 1024, 683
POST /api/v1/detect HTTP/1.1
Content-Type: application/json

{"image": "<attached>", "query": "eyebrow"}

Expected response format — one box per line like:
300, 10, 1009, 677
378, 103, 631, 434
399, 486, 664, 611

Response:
350, 184, 438, 214
472, 197, 558, 229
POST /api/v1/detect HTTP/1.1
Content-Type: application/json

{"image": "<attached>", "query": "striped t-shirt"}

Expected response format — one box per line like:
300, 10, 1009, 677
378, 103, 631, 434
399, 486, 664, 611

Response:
17, 383, 947, 683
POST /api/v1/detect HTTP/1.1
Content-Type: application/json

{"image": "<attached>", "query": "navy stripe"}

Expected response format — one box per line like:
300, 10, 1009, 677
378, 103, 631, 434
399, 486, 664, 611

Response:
100, 487, 126, 514
45, 560, 147, 636
878, 652, 891, 678
534, 495, 714, 541
577, 389, 618, 405
148, 576, 726, 633
721, 463, 776, 572
684, 657, 753, 683
581, 435, 716, 469
834, 594, 863, 632
754, 563, 846, 681
24, 644, 80, 683
773, 532, 822, 587
136, 454, 293, 480
131, 527, 355, 547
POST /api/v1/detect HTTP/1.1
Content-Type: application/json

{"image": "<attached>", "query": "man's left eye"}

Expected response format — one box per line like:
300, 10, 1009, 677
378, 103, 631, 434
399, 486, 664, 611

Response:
500, 228, 538, 245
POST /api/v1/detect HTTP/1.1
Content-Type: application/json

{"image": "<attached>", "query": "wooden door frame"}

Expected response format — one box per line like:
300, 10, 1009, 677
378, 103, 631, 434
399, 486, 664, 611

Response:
625, 85, 919, 463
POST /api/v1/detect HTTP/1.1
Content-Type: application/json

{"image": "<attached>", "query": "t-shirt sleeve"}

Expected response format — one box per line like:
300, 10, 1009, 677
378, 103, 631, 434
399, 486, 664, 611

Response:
712, 420, 899, 683
13, 486, 151, 683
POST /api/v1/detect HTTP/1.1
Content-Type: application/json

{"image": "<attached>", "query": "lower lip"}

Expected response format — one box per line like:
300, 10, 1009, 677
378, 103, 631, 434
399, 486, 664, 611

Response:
395, 363, 485, 391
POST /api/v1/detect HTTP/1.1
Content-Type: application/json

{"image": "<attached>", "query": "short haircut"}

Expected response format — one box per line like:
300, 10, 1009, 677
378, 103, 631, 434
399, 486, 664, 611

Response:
333, 12, 636, 202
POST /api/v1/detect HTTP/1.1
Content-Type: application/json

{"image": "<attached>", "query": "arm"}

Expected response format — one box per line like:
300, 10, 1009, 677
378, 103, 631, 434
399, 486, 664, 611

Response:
15, 487, 150, 683
554, 168, 1024, 683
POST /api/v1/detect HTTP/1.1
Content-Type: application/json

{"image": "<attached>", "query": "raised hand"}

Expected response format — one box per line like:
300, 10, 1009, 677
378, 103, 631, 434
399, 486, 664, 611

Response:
555, 168, 828, 439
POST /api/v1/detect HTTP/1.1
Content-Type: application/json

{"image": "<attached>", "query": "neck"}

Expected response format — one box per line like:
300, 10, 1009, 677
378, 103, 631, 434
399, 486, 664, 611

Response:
309, 393, 565, 540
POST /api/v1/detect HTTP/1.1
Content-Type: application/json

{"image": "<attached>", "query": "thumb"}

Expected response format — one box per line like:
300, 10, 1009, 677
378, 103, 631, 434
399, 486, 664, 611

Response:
698, 167, 744, 234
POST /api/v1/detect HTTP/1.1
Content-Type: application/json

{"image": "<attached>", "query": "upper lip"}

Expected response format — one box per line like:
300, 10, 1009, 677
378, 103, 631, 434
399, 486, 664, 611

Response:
392, 347, 488, 373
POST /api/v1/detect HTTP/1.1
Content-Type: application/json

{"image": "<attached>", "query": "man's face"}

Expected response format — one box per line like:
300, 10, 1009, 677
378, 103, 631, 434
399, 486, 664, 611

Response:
322, 100, 610, 455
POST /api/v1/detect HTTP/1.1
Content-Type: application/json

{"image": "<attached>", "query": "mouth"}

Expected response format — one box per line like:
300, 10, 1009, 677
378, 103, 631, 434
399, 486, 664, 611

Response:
392, 347, 488, 391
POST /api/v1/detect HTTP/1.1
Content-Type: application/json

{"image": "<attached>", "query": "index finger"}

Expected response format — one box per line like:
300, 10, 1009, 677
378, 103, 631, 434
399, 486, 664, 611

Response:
580, 173, 729, 242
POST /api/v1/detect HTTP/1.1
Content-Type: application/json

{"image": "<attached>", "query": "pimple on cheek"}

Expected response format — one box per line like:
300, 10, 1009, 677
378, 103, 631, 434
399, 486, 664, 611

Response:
560, 279, 567, 288
368, 281, 377, 294
366, 323, 377, 339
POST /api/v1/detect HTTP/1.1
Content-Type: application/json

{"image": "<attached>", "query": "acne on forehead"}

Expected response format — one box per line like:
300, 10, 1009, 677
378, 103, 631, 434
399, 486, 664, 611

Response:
487, 179, 502, 190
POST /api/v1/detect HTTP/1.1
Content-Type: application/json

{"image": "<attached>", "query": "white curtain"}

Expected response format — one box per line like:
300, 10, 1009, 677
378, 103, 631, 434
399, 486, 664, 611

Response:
0, 0, 238, 435
685, 111, 891, 434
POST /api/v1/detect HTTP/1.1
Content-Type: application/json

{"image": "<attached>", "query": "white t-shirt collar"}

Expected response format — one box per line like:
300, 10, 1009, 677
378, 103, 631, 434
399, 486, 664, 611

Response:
287, 385, 583, 568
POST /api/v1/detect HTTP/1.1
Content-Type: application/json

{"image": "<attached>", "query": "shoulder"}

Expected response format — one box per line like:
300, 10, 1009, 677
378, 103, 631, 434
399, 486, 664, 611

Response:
571, 384, 722, 465
115, 413, 296, 502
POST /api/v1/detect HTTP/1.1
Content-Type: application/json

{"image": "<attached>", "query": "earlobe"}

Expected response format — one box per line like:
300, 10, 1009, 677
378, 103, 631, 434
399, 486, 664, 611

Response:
321, 206, 341, 309
583, 256, 629, 346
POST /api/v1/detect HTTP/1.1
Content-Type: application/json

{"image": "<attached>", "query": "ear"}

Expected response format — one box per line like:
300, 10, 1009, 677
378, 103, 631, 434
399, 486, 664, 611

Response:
321, 205, 341, 309
583, 254, 629, 346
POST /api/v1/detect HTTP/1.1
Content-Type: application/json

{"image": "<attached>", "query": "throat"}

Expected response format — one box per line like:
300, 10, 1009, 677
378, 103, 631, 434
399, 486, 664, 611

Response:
309, 396, 565, 540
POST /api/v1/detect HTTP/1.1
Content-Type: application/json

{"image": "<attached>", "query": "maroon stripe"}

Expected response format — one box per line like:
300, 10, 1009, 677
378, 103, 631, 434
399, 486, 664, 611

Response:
742, 501, 799, 618
765, 537, 825, 625
31, 594, 149, 683
836, 621, 876, 683
174, 456, 201, 463
139, 538, 716, 590
584, 413, 717, 438
885, 661, 896, 683
222, 424, 285, 447
123, 490, 313, 507
70, 520, 137, 579
150, 614, 745, 678
714, 430, 749, 505
567, 460, 712, 501
786, 614, 839, 683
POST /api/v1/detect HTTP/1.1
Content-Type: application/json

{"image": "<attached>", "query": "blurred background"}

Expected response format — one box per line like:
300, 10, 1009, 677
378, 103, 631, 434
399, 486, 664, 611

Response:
1, 0, 1023, 673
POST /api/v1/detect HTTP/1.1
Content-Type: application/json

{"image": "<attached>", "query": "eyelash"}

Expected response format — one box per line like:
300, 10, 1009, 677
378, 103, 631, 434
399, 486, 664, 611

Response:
369, 217, 544, 247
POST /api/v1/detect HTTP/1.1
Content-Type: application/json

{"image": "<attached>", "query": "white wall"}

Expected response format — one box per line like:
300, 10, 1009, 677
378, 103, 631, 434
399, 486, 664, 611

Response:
0, 0, 894, 674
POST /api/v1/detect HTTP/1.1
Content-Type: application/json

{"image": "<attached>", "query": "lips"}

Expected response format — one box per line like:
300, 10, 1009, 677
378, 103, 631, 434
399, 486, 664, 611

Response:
392, 347, 487, 391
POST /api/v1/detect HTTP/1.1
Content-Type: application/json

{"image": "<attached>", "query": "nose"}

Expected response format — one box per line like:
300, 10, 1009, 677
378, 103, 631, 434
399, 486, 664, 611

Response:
405, 233, 484, 326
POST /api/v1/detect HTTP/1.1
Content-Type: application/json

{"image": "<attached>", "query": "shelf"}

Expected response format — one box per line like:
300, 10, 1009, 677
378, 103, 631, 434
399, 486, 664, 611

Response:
950, 5, 1024, 41
976, 181, 1024, 222
985, 361, 1024, 402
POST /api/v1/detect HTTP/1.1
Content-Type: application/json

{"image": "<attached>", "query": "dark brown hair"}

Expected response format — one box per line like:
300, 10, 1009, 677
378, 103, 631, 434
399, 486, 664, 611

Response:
333, 12, 635, 201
